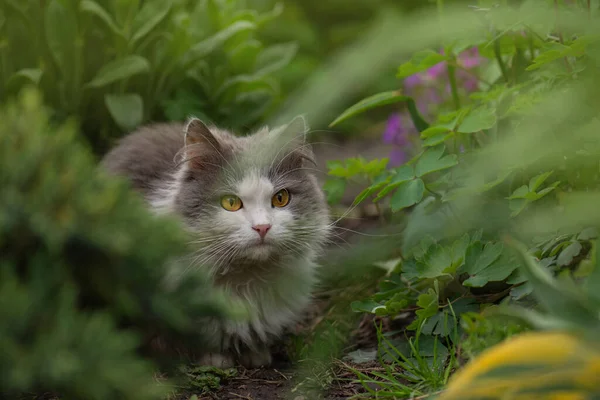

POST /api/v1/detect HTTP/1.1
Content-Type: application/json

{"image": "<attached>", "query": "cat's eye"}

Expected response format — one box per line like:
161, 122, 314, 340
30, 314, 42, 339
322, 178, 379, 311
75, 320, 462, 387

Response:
272, 189, 290, 208
221, 195, 243, 211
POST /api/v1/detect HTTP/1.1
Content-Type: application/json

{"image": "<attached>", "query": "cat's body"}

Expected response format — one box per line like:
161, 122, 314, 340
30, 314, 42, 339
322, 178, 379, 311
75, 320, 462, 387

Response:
101, 117, 329, 368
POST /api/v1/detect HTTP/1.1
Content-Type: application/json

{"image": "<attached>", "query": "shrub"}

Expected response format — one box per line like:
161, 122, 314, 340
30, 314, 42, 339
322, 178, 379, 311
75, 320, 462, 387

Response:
0, 88, 231, 399
0, 0, 294, 154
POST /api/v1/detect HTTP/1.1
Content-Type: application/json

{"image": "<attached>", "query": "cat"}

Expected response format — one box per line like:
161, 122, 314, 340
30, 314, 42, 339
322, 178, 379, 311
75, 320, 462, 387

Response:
101, 116, 330, 368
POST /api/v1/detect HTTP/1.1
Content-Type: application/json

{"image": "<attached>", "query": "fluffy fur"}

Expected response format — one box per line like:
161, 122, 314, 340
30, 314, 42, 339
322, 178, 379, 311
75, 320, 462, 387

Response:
101, 116, 330, 368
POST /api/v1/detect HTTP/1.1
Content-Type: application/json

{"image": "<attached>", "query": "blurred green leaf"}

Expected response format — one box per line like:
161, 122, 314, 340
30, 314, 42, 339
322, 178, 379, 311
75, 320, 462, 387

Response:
104, 94, 143, 131
45, 0, 77, 75
457, 107, 497, 133
397, 49, 448, 79
415, 145, 458, 177
184, 21, 256, 66
7, 69, 43, 91
390, 179, 425, 212
330, 91, 408, 127
131, 1, 172, 45
255, 42, 298, 76
323, 178, 346, 205
86, 56, 150, 88
80, 0, 123, 37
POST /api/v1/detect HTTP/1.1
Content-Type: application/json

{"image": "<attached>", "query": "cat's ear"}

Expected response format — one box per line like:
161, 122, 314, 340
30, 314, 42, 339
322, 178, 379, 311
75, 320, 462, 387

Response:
183, 118, 223, 170
281, 115, 309, 143
276, 115, 316, 171
185, 118, 221, 150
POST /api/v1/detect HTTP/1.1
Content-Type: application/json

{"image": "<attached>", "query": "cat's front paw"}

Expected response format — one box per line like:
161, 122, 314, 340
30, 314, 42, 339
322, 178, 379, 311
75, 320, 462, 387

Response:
239, 348, 272, 368
198, 352, 235, 368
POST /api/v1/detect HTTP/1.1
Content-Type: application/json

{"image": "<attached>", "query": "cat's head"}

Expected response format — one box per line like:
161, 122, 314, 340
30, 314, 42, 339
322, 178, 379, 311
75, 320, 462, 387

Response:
173, 116, 329, 272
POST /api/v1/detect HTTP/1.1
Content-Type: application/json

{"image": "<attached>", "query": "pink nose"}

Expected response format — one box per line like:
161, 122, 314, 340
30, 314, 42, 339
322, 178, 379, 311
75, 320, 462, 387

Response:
252, 224, 271, 239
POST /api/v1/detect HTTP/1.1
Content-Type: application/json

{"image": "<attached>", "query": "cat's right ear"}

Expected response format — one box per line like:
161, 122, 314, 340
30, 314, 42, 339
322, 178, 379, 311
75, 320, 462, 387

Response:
183, 118, 222, 170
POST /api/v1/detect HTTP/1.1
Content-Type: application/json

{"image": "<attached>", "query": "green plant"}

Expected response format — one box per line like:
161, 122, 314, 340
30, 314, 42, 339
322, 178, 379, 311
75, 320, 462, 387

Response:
1, 0, 293, 154
0, 87, 233, 399
319, 0, 600, 394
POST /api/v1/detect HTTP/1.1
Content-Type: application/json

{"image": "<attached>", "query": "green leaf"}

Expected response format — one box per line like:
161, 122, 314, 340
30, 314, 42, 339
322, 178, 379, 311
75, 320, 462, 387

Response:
397, 49, 449, 79
130, 1, 171, 45
507, 185, 529, 199
351, 300, 384, 314
323, 178, 346, 205
420, 126, 451, 139
463, 246, 520, 288
7, 69, 43, 90
390, 179, 425, 212
80, 0, 122, 37
354, 173, 390, 205
329, 91, 408, 127
415, 145, 458, 177
407, 288, 439, 330
375, 165, 414, 201
457, 107, 496, 133
255, 42, 298, 76
528, 171, 554, 192
104, 94, 143, 131
86, 56, 150, 88
184, 21, 256, 66
462, 242, 503, 275
45, 0, 77, 75
506, 238, 599, 329
556, 241, 582, 267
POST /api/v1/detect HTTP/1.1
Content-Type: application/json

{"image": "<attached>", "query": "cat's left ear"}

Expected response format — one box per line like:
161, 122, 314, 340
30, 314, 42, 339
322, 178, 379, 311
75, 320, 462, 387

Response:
277, 115, 316, 170
281, 115, 309, 144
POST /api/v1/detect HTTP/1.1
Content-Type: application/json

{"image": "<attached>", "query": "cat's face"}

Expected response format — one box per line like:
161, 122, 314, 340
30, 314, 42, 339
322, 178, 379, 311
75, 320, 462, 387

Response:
173, 118, 329, 272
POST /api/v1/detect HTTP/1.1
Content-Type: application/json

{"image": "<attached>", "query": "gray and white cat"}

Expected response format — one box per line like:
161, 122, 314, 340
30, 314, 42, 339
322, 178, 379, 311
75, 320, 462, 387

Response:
101, 116, 330, 368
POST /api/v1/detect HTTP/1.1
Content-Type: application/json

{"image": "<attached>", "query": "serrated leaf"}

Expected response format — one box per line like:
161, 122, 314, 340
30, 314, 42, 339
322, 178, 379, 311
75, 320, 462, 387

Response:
390, 179, 424, 212
528, 171, 554, 192
506, 238, 599, 329
80, 0, 122, 37
415, 145, 458, 177
577, 227, 598, 241
397, 49, 449, 78
556, 241, 582, 267
375, 165, 414, 201
104, 93, 143, 131
329, 91, 408, 127
457, 107, 496, 133
86, 56, 150, 88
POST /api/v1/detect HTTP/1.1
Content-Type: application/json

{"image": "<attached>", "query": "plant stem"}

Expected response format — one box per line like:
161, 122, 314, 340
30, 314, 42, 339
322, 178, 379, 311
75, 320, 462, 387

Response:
447, 66, 461, 111
493, 37, 510, 84
554, 0, 574, 74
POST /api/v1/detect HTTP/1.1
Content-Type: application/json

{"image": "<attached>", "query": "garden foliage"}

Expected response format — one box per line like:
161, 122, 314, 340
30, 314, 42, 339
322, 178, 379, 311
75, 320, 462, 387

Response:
0, 0, 294, 153
324, 0, 600, 396
0, 88, 231, 399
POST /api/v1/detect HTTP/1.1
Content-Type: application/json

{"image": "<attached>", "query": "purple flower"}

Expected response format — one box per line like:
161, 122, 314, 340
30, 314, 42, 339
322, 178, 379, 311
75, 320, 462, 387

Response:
458, 47, 482, 69
404, 74, 423, 89
389, 149, 407, 165
426, 61, 447, 80
382, 112, 416, 167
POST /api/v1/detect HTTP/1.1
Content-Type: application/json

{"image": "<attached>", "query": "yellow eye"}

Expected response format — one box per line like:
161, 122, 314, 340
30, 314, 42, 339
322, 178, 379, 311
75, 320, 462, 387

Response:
272, 189, 290, 208
220, 195, 242, 211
